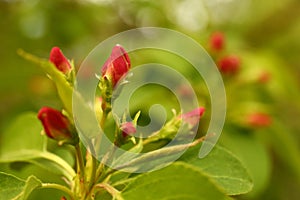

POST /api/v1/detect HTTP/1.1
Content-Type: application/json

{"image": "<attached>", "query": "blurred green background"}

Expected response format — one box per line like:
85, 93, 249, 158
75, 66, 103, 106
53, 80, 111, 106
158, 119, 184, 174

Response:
0, 0, 300, 199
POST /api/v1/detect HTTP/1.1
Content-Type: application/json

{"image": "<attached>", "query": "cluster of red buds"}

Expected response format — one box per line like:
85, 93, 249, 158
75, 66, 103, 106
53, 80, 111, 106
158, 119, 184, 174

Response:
36, 45, 206, 146
38, 45, 134, 144
208, 32, 241, 75
208, 32, 272, 129
37, 47, 77, 145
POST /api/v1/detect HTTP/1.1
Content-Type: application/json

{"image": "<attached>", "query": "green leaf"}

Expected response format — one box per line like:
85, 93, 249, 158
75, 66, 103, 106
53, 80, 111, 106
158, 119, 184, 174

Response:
0, 112, 45, 162
16, 176, 42, 200
220, 131, 271, 197
0, 172, 25, 200
122, 162, 230, 200
0, 113, 76, 181
112, 138, 144, 168
0, 172, 41, 200
179, 143, 253, 195
18, 50, 73, 115
113, 138, 203, 172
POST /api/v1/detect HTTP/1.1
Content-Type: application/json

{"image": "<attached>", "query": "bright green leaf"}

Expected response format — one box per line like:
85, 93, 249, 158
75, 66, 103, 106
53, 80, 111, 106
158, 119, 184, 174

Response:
16, 175, 42, 200
122, 162, 230, 200
0, 112, 45, 162
18, 50, 73, 115
179, 143, 253, 195
0, 172, 41, 200
0, 113, 75, 181
112, 138, 144, 168
220, 131, 271, 197
0, 172, 25, 200
113, 139, 202, 172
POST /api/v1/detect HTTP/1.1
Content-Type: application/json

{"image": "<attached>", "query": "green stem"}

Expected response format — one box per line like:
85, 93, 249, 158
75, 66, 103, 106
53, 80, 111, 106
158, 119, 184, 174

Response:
75, 144, 85, 180
40, 152, 76, 181
86, 140, 97, 190
41, 183, 75, 200
93, 108, 110, 183
94, 143, 118, 184
100, 110, 108, 128
94, 183, 124, 200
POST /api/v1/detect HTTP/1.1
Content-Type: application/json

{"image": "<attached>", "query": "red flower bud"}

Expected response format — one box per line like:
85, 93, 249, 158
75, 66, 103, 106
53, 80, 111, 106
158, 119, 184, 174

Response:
49, 47, 72, 74
180, 107, 205, 127
120, 122, 136, 137
37, 107, 77, 144
209, 32, 225, 52
101, 44, 131, 87
246, 112, 272, 128
258, 71, 271, 84
218, 55, 240, 74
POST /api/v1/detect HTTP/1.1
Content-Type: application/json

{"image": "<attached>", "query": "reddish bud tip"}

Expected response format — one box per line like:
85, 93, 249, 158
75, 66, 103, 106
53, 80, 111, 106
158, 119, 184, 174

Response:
49, 47, 72, 74
218, 55, 240, 74
102, 44, 131, 87
120, 122, 136, 137
37, 107, 74, 143
180, 107, 205, 127
246, 112, 272, 128
258, 71, 271, 84
209, 32, 225, 52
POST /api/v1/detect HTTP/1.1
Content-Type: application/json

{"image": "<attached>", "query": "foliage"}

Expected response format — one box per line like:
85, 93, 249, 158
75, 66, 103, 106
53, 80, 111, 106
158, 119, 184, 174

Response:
0, 0, 300, 199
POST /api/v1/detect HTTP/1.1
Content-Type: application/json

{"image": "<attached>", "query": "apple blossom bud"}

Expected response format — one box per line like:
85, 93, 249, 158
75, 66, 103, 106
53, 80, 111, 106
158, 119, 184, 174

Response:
49, 47, 72, 74
120, 122, 136, 137
246, 112, 272, 128
180, 107, 205, 127
218, 55, 240, 74
37, 107, 78, 145
209, 32, 225, 52
101, 44, 131, 87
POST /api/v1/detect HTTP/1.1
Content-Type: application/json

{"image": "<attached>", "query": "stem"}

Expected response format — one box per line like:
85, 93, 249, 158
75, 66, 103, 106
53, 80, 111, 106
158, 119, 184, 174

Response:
75, 144, 85, 180
94, 143, 117, 184
94, 155, 106, 184
100, 110, 108, 128
93, 107, 110, 183
87, 142, 97, 190
41, 183, 75, 200
94, 183, 124, 200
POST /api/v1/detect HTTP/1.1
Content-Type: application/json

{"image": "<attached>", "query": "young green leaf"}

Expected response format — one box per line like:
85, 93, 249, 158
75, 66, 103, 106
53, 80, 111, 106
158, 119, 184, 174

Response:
0, 172, 25, 200
18, 50, 73, 115
113, 138, 204, 172
0, 113, 75, 181
220, 131, 271, 197
179, 142, 253, 195
0, 172, 41, 200
0, 112, 45, 162
15, 176, 42, 200
121, 162, 231, 200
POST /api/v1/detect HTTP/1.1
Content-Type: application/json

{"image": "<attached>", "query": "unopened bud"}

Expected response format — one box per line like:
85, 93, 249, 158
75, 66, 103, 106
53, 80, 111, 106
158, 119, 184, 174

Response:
209, 32, 225, 52
37, 107, 78, 145
218, 55, 240, 74
246, 112, 272, 128
49, 47, 72, 74
101, 44, 131, 87
120, 122, 136, 137
180, 107, 205, 127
